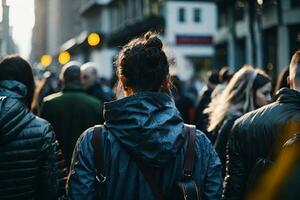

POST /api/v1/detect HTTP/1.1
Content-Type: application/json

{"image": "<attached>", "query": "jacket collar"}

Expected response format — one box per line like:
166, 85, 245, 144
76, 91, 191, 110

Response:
275, 88, 300, 105
62, 81, 84, 93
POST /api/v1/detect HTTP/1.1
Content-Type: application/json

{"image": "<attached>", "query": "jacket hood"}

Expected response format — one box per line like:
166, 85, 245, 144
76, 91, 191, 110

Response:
104, 92, 185, 167
0, 80, 34, 144
276, 88, 300, 105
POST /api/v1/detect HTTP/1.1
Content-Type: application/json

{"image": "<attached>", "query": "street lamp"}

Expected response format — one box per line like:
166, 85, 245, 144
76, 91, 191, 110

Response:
88, 33, 101, 46
58, 51, 71, 65
257, 0, 263, 6
40, 54, 52, 67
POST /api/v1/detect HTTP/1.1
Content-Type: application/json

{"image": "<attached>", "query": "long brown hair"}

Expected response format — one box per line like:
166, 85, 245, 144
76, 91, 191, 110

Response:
206, 65, 270, 132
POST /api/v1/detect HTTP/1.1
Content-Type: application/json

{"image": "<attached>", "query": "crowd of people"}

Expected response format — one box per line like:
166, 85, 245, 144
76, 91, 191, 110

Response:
0, 31, 300, 200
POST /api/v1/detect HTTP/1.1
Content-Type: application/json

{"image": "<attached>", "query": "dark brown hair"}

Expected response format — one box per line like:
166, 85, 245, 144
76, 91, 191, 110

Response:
115, 31, 171, 94
0, 55, 35, 109
252, 68, 271, 96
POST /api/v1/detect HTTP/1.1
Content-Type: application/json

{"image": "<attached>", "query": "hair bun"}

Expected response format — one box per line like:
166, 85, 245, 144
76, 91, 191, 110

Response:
144, 32, 163, 50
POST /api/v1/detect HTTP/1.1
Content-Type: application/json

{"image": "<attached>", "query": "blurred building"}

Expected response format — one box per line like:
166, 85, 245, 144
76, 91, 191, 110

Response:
214, 0, 300, 78
0, 0, 17, 58
30, 0, 83, 66
31, 0, 217, 80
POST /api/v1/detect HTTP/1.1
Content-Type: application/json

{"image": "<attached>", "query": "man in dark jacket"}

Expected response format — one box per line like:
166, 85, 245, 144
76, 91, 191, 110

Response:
223, 51, 300, 200
40, 61, 104, 167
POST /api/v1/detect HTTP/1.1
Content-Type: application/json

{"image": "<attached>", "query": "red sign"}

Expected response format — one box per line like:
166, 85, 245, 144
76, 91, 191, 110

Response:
176, 35, 213, 45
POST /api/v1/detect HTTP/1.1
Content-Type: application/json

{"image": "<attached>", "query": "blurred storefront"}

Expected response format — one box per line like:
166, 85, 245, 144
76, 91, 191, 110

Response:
214, 0, 300, 79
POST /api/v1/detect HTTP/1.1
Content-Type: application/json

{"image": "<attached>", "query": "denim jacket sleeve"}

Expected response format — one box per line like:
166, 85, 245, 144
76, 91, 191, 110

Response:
67, 128, 97, 200
197, 131, 223, 200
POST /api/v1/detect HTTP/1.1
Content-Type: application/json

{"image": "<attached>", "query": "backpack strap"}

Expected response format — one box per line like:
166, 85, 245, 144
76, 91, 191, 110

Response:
136, 162, 165, 200
182, 124, 196, 178
92, 125, 106, 183
137, 124, 196, 200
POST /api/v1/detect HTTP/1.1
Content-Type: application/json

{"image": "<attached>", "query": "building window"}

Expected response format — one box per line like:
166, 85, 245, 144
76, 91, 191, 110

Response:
178, 7, 185, 23
218, 5, 227, 27
194, 8, 201, 23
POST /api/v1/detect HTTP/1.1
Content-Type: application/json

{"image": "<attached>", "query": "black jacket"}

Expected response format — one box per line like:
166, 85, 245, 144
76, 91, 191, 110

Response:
0, 80, 66, 200
223, 88, 300, 200
214, 114, 240, 177
195, 86, 213, 134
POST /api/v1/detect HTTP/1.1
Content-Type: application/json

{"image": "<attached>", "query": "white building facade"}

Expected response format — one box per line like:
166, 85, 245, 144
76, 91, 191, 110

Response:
163, 1, 217, 80
82, 0, 217, 80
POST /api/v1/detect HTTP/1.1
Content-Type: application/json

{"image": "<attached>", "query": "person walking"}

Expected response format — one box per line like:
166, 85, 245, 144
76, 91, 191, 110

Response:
194, 70, 220, 135
206, 65, 272, 176
0, 56, 66, 199
223, 51, 300, 200
40, 61, 103, 168
67, 32, 222, 200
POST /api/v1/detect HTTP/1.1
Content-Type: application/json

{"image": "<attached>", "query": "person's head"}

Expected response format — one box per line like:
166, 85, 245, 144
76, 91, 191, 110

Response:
207, 65, 272, 132
80, 62, 98, 89
219, 66, 233, 84
0, 55, 35, 109
59, 61, 81, 86
207, 70, 220, 89
115, 31, 171, 97
288, 50, 300, 91
252, 68, 272, 108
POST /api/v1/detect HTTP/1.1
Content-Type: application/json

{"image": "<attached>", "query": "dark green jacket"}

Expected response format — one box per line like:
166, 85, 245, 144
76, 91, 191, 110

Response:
0, 80, 66, 199
68, 92, 222, 200
40, 82, 103, 167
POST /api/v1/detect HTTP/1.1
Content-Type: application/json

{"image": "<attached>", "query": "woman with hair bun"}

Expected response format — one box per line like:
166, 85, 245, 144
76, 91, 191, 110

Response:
67, 32, 222, 200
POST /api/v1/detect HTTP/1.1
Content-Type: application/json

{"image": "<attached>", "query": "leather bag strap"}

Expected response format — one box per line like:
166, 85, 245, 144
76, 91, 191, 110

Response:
137, 124, 196, 200
182, 124, 196, 178
136, 162, 165, 200
92, 125, 106, 183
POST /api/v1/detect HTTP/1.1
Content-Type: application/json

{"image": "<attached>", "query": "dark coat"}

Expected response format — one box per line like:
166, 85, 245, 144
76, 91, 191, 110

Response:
86, 82, 114, 103
174, 93, 195, 123
214, 114, 240, 177
195, 85, 213, 135
0, 80, 66, 200
40, 82, 103, 167
223, 88, 300, 200
67, 92, 222, 200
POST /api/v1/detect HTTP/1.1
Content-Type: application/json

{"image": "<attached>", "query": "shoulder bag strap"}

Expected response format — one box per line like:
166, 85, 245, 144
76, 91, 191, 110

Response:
92, 125, 106, 183
136, 162, 165, 200
182, 124, 196, 178
136, 125, 195, 200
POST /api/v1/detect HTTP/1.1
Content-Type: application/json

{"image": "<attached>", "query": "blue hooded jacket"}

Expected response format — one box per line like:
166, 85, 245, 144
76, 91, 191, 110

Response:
67, 92, 222, 200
